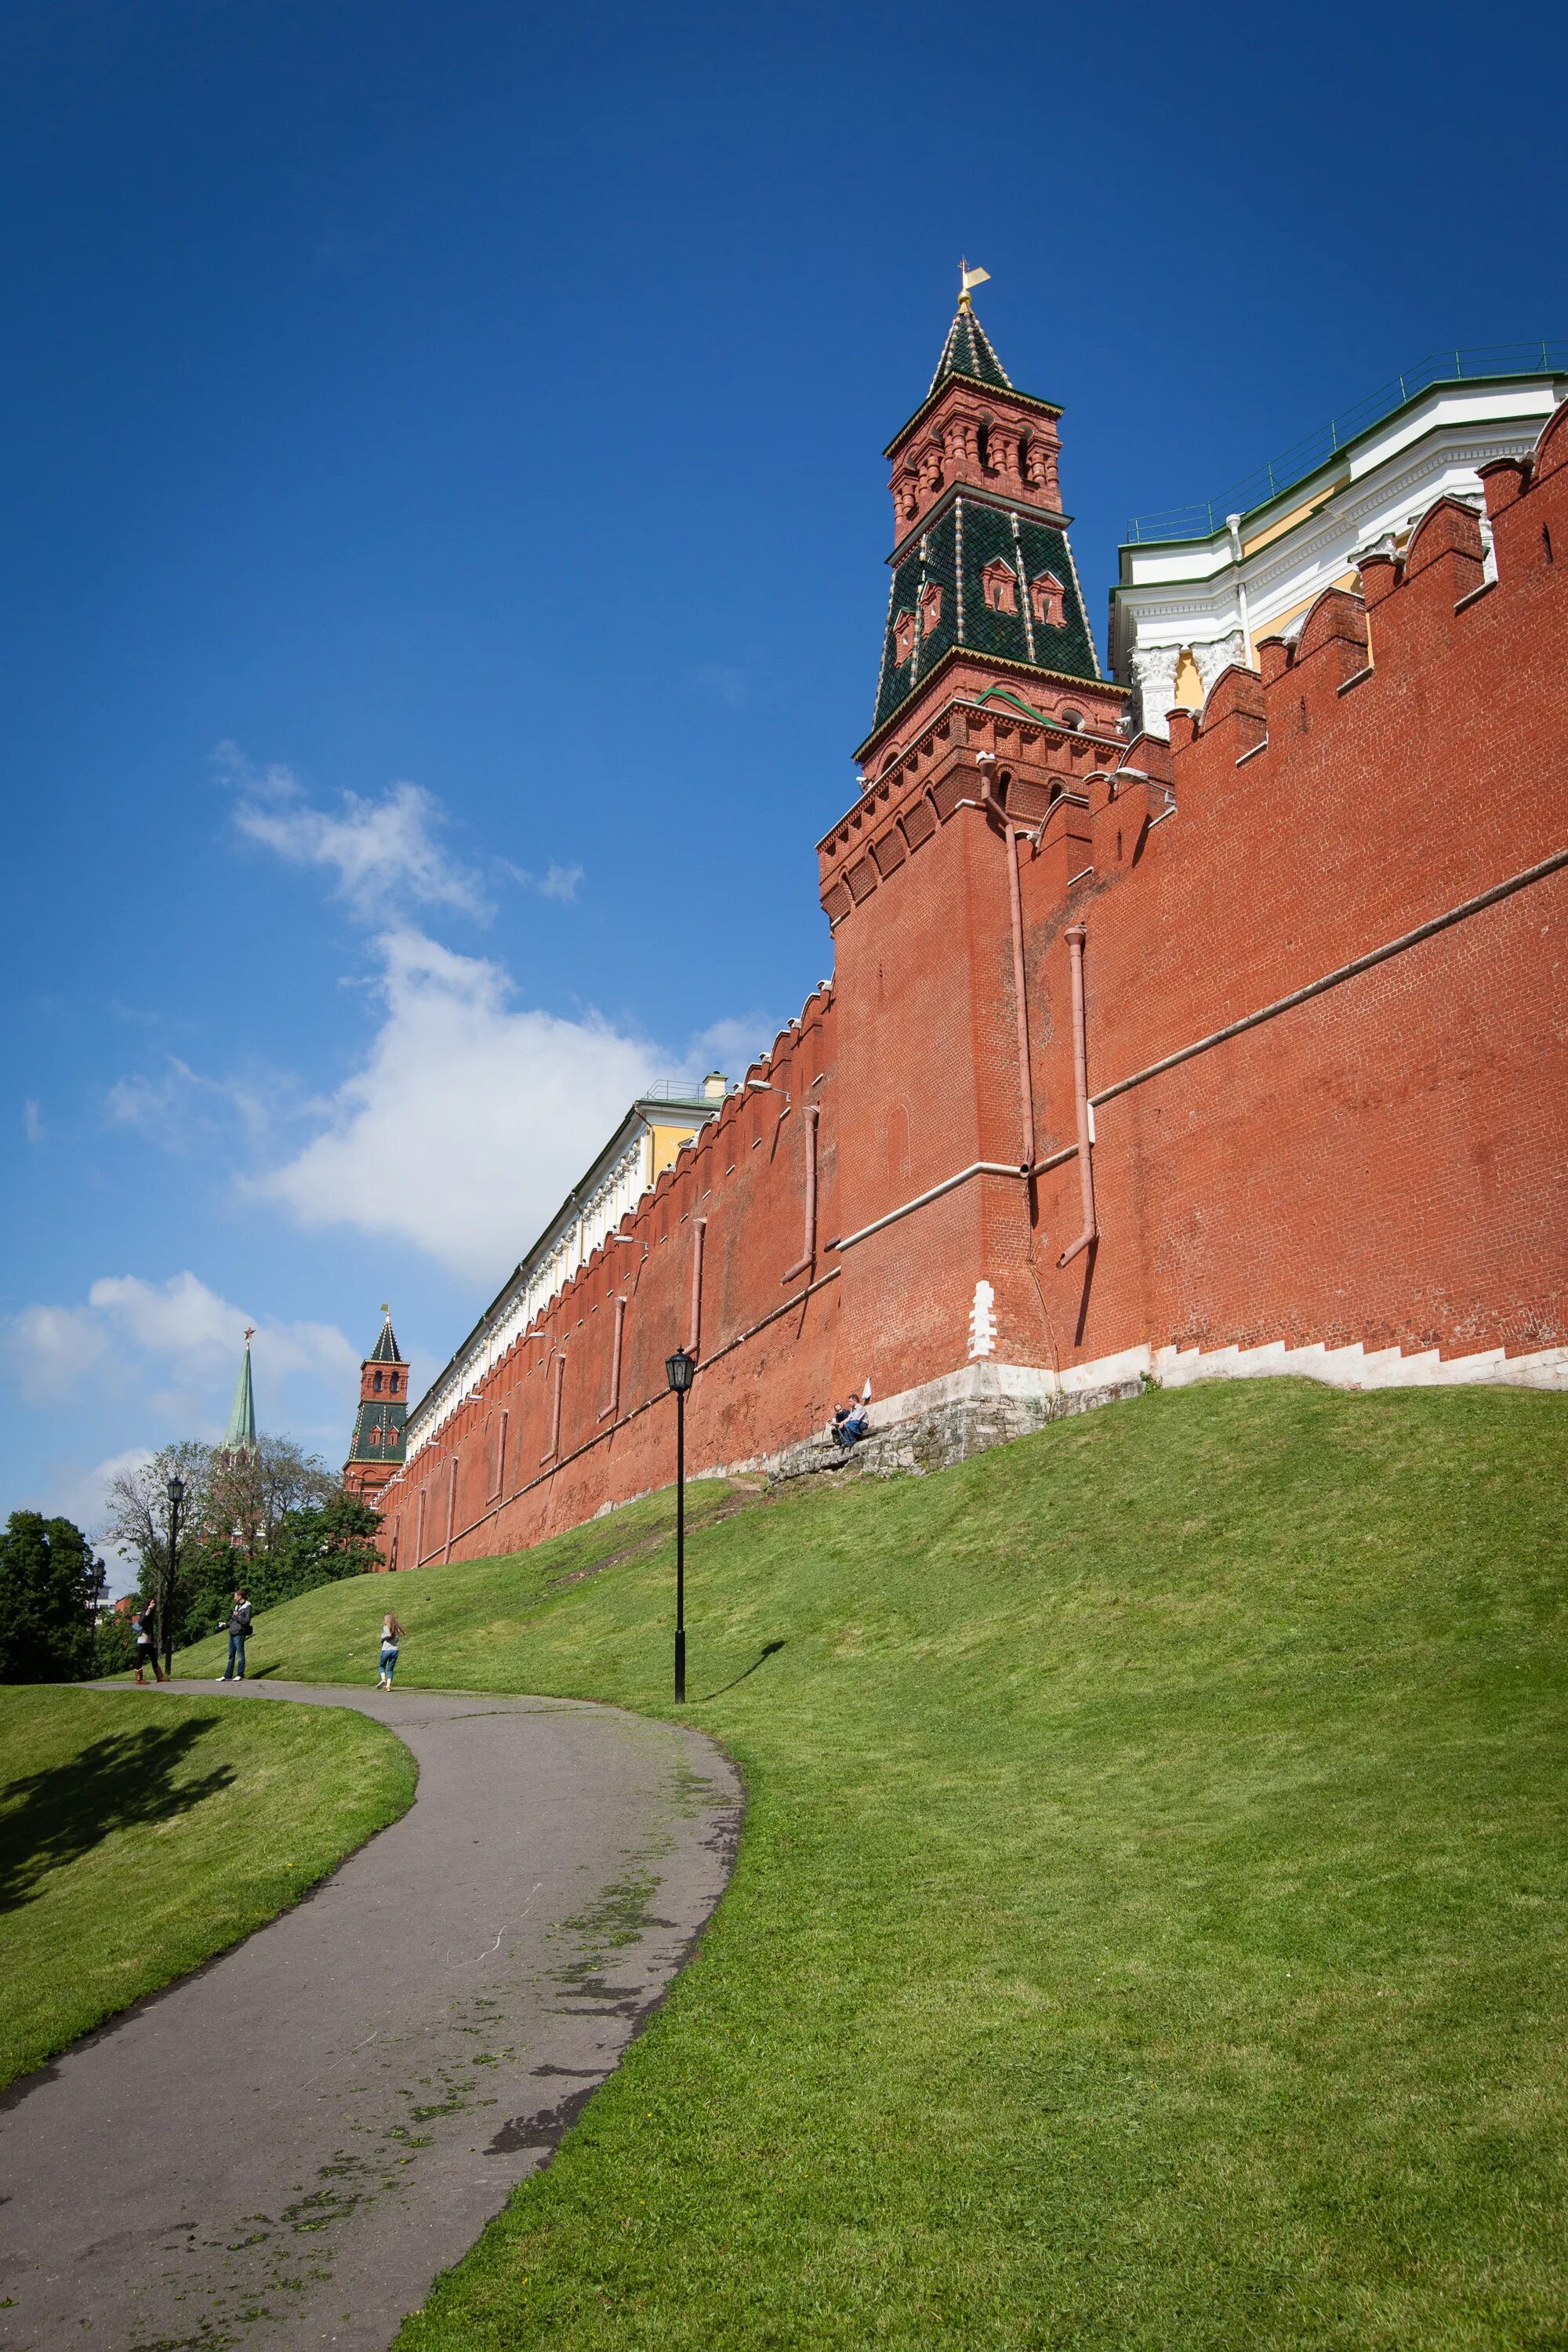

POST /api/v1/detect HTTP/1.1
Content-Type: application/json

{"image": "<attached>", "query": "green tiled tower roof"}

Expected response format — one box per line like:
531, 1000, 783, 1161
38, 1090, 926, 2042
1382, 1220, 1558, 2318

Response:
866, 291, 1100, 745
223, 1335, 258, 1456
869, 498, 1101, 739
369, 1316, 402, 1363
927, 297, 1013, 397
350, 1399, 407, 1464
348, 1308, 408, 1470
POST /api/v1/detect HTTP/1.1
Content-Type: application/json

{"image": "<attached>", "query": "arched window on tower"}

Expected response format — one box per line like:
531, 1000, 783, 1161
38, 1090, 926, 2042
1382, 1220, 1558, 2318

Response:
1172, 647, 1203, 710
981, 558, 1018, 614
1030, 572, 1065, 626
390, 1370, 400, 1394
373, 1370, 383, 1392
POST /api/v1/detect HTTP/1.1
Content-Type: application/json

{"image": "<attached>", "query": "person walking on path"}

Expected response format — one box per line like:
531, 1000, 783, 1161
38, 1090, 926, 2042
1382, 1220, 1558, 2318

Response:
219, 1590, 252, 1682
132, 1599, 165, 1684
377, 1613, 405, 1690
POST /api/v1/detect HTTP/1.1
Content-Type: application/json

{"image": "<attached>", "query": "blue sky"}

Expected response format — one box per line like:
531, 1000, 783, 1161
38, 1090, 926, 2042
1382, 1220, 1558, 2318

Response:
3, 0, 1563, 1577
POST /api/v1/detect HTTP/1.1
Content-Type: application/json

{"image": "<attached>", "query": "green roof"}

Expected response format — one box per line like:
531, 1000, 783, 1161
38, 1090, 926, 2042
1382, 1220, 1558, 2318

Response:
223, 1340, 257, 1455
928, 299, 1013, 396
350, 1399, 407, 1465
869, 496, 1100, 737
369, 1316, 403, 1364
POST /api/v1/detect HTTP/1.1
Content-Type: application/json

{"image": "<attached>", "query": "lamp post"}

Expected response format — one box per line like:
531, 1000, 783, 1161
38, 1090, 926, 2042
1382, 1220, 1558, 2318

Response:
664, 1347, 695, 1703
164, 1472, 186, 1680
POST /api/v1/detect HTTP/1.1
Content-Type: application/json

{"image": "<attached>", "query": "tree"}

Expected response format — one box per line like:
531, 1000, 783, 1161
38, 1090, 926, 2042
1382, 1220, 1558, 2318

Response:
269, 1492, 383, 1592
102, 1442, 212, 1593
0, 1513, 103, 1682
103, 1436, 367, 1649
205, 1435, 340, 1560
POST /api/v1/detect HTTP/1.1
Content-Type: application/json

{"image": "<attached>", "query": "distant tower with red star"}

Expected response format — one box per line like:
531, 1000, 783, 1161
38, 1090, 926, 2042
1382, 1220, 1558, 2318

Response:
343, 1307, 409, 1501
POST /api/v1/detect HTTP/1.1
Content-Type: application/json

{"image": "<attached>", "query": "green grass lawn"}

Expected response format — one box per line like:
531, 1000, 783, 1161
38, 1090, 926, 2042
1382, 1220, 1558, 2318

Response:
0, 1686, 416, 2090
176, 1378, 1568, 2348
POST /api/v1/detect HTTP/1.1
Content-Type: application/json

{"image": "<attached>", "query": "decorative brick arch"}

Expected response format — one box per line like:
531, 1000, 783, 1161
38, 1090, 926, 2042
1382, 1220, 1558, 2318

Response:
981, 557, 1018, 613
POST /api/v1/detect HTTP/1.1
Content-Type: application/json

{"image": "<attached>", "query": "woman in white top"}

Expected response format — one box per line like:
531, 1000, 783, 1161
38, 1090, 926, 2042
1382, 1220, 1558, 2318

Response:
377, 1613, 405, 1690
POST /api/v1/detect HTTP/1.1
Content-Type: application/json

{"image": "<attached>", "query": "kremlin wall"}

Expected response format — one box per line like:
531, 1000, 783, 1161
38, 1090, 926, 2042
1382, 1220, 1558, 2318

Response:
361, 300, 1568, 1572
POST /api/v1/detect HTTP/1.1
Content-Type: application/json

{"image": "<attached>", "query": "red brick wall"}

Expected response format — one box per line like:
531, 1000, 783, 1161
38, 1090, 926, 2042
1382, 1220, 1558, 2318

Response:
374, 403, 1568, 1570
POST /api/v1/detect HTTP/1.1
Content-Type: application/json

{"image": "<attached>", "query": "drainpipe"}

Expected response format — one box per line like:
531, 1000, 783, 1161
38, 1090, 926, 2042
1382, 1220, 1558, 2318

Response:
1057, 925, 1098, 1267
1226, 511, 1253, 666
980, 758, 1036, 1172
1005, 819, 1036, 1171
542, 1349, 565, 1465
599, 1296, 626, 1423
780, 1105, 821, 1283
688, 1217, 707, 1356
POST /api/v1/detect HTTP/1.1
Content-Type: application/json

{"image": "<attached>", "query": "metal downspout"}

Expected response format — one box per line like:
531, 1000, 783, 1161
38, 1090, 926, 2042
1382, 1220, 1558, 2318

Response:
599, 1296, 626, 1423
1005, 820, 1036, 1171
780, 1105, 821, 1283
688, 1218, 707, 1356
543, 1350, 566, 1464
1057, 924, 1098, 1267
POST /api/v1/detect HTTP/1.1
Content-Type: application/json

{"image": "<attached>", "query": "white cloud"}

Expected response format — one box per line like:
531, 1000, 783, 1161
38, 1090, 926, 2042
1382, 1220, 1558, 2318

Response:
222, 743, 490, 923
249, 927, 673, 1284
500, 858, 584, 904
26, 1446, 156, 1593
106, 1056, 278, 1147
3, 1272, 356, 1405
23, 1099, 44, 1144
7, 1305, 109, 1396
691, 1014, 782, 1073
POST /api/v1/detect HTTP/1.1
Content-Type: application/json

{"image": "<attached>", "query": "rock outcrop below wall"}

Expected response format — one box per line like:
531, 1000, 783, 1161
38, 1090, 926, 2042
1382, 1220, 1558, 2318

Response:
375, 400, 1568, 1571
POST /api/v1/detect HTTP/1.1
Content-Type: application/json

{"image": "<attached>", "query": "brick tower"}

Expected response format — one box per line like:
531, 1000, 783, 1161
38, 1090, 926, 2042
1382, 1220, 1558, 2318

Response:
819, 277, 1129, 1392
343, 1308, 409, 1501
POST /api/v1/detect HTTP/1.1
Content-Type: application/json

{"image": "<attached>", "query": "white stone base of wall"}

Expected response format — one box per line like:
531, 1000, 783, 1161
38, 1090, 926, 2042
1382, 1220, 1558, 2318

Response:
714, 1332, 1568, 1490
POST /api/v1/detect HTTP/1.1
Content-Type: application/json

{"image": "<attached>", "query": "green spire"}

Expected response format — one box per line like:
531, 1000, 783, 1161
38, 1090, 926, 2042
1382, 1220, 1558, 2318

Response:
927, 292, 1013, 398
369, 1306, 402, 1364
223, 1330, 258, 1456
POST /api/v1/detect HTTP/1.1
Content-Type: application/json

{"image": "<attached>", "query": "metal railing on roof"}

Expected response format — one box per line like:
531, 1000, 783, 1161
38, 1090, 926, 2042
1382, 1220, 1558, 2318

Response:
1124, 343, 1567, 546
640, 1078, 724, 1104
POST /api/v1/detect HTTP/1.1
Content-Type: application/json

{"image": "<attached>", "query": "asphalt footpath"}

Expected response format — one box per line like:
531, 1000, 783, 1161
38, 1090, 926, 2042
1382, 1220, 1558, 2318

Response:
0, 1680, 742, 2351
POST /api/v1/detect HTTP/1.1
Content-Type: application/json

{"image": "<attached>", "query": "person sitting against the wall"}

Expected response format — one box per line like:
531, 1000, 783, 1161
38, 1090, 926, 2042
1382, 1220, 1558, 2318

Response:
831, 1398, 869, 1453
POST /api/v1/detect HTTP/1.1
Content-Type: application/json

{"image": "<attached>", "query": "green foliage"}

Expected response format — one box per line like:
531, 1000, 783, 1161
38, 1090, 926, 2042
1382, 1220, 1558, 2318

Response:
0, 1512, 102, 1683
101, 1433, 344, 1644
93, 1608, 140, 1678
178, 1381, 1568, 2350
0, 1686, 416, 2089
177, 1493, 383, 1644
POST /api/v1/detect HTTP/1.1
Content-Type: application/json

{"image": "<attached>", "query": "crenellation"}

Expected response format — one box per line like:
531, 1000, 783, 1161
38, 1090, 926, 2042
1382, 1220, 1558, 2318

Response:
370, 310, 1568, 1570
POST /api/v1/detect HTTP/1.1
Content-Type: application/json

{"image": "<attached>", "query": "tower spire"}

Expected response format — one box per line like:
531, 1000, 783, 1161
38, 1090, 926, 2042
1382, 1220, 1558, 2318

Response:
223, 1328, 259, 1458
862, 282, 1116, 760
345, 1308, 409, 1501
927, 268, 1012, 398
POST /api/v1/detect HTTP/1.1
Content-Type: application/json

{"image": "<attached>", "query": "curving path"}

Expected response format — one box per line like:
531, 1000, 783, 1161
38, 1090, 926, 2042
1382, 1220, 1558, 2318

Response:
0, 1681, 742, 2351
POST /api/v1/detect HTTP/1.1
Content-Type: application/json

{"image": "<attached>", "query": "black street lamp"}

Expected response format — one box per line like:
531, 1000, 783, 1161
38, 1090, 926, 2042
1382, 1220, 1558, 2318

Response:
165, 1471, 186, 1680
664, 1347, 696, 1703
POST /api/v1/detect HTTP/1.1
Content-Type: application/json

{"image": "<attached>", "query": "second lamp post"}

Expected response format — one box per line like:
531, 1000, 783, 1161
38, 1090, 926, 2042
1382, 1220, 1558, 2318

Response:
164, 1470, 186, 1680
664, 1347, 695, 1703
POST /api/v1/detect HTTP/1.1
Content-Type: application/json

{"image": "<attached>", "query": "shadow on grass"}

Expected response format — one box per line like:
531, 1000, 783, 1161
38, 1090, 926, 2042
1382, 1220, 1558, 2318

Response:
699, 1639, 786, 1703
0, 1717, 235, 1915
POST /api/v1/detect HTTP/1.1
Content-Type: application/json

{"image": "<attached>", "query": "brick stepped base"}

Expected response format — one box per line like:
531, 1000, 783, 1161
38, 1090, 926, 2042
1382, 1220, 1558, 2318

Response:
713, 1333, 1566, 1497
1156, 1335, 1568, 1392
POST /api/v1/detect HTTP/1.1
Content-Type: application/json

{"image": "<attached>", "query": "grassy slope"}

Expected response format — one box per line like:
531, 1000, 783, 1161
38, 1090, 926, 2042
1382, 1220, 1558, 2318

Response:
176, 1380, 1568, 2349
0, 1686, 416, 2089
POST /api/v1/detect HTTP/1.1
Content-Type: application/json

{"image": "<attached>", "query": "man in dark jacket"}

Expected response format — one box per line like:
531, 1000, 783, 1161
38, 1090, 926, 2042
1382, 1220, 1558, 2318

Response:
220, 1591, 252, 1682
132, 1598, 165, 1684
